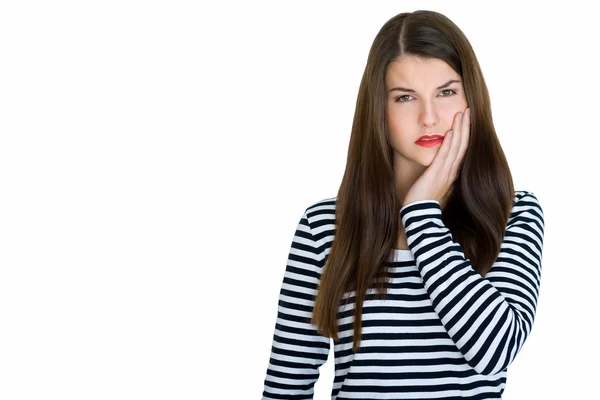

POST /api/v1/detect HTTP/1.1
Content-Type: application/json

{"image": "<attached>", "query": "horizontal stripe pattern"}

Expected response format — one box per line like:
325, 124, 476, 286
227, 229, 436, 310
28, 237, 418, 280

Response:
262, 191, 544, 399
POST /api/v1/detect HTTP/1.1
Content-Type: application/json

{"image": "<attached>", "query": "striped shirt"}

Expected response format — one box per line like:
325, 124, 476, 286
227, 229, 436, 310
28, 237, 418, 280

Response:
262, 190, 544, 399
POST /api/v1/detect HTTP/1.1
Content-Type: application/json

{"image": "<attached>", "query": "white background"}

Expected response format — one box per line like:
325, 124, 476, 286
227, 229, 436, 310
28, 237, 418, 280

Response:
0, 1, 598, 399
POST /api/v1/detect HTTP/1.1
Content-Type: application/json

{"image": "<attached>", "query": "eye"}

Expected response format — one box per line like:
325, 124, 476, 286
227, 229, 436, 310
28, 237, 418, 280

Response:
394, 94, 413, 103
440, 89, 457, 97
394, 89, 457, 103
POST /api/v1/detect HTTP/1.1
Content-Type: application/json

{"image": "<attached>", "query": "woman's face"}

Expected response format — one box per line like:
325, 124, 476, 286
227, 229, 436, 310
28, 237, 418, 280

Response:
385, 55, 469, 168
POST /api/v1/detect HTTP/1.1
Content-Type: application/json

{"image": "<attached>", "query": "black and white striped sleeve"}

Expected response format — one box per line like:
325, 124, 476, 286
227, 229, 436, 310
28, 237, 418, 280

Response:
399, 191, 544, 376
262, 209, 330, 400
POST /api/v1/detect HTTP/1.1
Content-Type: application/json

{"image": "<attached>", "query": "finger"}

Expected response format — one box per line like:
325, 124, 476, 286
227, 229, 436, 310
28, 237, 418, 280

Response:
444, 110, 463, 176
430, 124, 453, 174
452, 107, 470, 177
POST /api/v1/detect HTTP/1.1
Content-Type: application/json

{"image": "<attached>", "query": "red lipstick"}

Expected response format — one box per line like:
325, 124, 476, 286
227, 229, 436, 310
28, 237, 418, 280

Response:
415, 134, 444, 147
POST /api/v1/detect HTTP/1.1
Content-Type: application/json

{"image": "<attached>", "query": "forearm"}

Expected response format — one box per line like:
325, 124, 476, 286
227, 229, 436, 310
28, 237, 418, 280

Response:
400, 197, 543, 375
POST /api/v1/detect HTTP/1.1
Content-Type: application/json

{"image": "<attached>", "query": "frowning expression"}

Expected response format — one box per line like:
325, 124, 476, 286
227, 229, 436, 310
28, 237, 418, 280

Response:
386, 55, 468, 167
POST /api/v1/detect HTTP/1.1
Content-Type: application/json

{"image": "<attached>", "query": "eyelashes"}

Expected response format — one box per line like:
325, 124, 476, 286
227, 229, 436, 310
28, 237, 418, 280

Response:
394, 89, 457, 103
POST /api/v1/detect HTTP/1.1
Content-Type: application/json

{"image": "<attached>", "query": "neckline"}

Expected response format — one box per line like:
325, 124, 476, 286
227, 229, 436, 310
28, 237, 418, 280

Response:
392, 248, 413, 261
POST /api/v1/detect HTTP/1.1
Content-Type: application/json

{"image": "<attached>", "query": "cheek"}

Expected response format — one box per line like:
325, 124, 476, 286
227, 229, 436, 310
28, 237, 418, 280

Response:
386, 104, 409, 130
387, 106, 416, 147
386, 113, 401, 135
446, 96, 469, 112
387, 123, 413, 150
440, 99, 463, 112
439, 101, 468, 125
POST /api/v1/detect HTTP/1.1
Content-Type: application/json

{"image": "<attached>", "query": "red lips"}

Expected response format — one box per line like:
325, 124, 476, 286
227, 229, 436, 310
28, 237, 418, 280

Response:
415, 134, 444, 143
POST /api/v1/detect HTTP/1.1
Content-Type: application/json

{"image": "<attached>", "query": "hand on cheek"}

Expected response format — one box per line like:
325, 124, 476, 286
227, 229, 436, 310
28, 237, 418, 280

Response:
402, 107, 471, 209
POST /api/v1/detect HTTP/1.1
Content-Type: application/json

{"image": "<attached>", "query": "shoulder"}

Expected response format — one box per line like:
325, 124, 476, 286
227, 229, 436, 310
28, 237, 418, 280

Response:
510, 190, 545, 228
299, 191, 544, 234
513, 189, 541, 204
299, 196, 337, 244
304, 196, 337, 216
304, 196, 337, 225
512, 190, 543, 213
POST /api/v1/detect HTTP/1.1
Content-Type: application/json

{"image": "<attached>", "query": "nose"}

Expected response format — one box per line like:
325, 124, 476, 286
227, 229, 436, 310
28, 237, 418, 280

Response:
418, 103, 438, 128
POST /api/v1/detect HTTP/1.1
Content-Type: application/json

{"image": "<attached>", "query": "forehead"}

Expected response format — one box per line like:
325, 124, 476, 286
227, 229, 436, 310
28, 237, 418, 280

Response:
386, 56, 460, 87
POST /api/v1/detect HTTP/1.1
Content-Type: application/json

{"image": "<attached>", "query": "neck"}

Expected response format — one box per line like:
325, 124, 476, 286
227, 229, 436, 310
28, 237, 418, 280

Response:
394, 156, 427, 206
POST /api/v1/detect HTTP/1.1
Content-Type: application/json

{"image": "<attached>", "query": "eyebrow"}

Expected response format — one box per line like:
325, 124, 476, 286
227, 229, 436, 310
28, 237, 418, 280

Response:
389, 79, 461, 93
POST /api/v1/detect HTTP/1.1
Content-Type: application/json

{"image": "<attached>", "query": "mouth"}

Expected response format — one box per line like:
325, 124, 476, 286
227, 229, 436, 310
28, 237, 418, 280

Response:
415, 134, 445, 147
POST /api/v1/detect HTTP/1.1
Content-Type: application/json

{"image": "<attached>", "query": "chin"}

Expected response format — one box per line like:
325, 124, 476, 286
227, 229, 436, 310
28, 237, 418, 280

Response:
416, 154, 435, 168
394, 150, 435, 169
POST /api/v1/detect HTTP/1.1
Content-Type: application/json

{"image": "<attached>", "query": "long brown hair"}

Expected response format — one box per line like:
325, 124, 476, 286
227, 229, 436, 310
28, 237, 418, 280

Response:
311, 10, 515, 352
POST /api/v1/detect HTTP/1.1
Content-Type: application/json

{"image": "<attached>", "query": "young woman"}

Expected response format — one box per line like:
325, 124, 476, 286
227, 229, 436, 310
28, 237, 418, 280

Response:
261, 10, 544, 400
